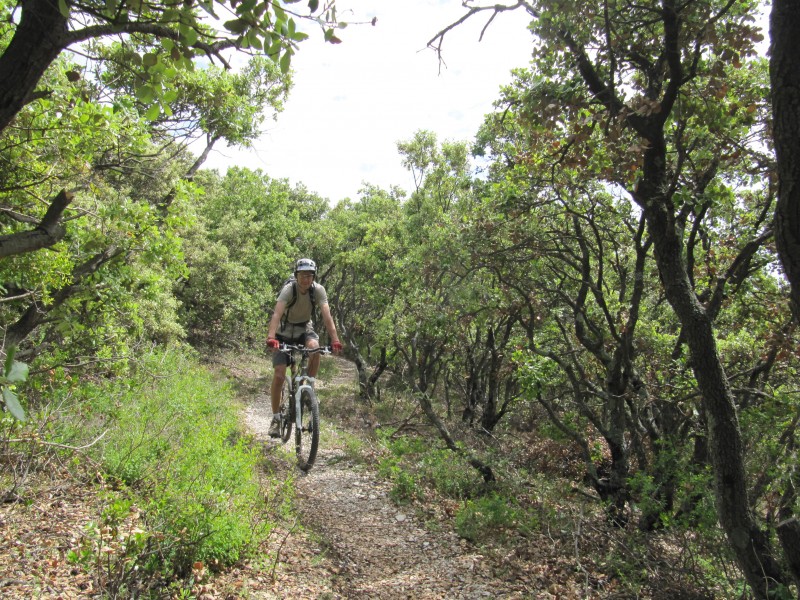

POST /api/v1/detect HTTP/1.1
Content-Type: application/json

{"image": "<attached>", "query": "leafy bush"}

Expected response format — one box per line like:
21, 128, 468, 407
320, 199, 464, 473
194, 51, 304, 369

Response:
377, 458, 422, 504
1, 346, 28, 421
420, 448, 483, 500
455, 493, 534, 543
64, 347, 278, 591
376, 433, 487, 500
377, 430, 428, 457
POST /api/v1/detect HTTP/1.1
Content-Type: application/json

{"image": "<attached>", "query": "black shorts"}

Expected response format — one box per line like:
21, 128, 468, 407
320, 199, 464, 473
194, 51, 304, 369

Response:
272, 330, 320, 367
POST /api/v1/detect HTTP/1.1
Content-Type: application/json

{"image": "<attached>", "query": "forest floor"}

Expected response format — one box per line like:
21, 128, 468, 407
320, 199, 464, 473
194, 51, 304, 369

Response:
0, 354, 701, 599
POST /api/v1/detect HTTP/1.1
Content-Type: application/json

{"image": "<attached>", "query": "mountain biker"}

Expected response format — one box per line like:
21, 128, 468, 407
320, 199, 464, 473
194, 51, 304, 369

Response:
266, 258, 342, 437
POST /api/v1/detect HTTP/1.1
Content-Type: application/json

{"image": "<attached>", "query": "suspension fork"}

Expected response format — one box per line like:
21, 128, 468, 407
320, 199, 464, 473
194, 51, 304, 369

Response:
294, 374, 316, 429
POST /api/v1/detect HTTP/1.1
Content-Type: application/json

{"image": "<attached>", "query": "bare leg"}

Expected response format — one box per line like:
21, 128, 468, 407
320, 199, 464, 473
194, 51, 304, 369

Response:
271, 364, 287, 413
306, 338, 320, 378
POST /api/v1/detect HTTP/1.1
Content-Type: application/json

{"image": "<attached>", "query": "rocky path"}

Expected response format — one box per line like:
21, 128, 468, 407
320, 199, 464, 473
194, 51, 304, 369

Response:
241, 357, 530, 599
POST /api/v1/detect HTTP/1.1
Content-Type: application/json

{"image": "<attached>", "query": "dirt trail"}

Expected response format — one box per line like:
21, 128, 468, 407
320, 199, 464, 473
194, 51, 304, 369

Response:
242, 357, 530, 599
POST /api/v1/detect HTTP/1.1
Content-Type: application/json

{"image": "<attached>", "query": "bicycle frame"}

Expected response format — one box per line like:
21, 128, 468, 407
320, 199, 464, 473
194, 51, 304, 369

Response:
278, 343, 330, 471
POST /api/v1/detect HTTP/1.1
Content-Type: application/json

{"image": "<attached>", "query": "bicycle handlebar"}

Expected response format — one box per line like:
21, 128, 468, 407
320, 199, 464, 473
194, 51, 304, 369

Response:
278, 343, 331, 355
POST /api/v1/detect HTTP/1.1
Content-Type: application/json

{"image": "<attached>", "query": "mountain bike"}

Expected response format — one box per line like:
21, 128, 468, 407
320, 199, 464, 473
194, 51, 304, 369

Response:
277, 343, 330, 472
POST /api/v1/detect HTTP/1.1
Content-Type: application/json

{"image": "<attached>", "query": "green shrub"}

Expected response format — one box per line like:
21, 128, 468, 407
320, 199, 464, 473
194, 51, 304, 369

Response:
63, 347, 278, 591
375, 434, 487, 503
455, 493, 535, 543
377, 457, 423, 504
421, 449, 483, 499
383, 432, 428, 457
389, 468, 422, 504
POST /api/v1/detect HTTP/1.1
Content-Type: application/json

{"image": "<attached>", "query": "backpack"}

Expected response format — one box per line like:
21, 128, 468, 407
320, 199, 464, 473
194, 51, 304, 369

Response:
280, 276, 317, 328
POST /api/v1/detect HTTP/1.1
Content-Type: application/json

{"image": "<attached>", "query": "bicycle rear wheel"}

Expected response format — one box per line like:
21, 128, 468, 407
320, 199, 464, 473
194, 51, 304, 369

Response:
279, 378, 293, 443
295, 388, 319, 472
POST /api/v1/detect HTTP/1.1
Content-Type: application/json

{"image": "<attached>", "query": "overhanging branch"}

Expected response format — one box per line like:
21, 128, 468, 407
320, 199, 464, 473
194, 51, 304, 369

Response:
0, 189, 74, 259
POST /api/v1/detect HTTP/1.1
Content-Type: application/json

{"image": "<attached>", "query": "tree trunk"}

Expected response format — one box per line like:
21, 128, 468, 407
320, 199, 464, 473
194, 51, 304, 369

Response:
416, 387, 495, 484
0, 0, 69, 133
480, 327, 500, 432
777, 491, 800, 589
638, 152, 785, 596
770, 0, 800, 320
366, 358, 387, 402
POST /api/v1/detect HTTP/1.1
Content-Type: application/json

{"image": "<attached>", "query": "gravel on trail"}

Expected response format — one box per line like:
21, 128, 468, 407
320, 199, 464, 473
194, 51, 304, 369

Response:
241, 357, 533, 600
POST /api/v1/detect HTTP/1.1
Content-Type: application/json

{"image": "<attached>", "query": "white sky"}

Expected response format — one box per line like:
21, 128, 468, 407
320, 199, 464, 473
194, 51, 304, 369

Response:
200, 0, 535, 201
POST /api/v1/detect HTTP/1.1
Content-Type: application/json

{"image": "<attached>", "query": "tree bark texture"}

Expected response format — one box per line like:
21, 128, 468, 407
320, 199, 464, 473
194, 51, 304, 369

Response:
0, 190, 73, 258
770, 0, 800, 320
0, 0, 69, 133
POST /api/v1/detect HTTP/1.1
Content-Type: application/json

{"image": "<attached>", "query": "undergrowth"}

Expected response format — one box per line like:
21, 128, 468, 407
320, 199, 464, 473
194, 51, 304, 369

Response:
354, 389, 749, 600
2, 345, 289, 598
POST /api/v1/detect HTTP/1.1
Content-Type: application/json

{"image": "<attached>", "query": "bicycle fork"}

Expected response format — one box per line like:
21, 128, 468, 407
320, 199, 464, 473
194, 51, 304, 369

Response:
294, 375, 315, 430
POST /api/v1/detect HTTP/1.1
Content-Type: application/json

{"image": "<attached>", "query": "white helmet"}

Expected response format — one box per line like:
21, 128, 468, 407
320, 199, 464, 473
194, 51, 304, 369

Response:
295, 258, 317, 274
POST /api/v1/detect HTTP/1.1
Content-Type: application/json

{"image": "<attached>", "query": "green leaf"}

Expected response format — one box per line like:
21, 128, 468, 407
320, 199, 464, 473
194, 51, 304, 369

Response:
161, 8, 180, 22
145, 104, 161, 120
6, 361, 28, 384
57, 0, 69, 17
103, 0, 118, 17
4, 346, 16, 375
136, 85, 155, 103
324, 28, 342, 44
223, 18, 249, 34
267, 39, 282, 60
2, 388, 25, 422
280, 50, 291, 74
237, 0, 257, 14
308, 0, 319, 13
198, 0, 216, 17
179, 23, 199, 46
247, 29, 262, 50
142, 52, 159, 67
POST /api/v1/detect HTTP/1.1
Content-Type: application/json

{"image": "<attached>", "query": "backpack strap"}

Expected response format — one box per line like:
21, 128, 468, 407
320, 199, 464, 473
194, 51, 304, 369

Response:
286, 280, 298, 310
280, 280, 296, 330
280, 280, 317, 329
309, 282, 317, 316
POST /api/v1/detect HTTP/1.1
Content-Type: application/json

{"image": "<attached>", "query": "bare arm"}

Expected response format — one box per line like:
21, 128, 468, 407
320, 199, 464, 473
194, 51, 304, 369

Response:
320, 303, 341, 346
267, 300, 287, 340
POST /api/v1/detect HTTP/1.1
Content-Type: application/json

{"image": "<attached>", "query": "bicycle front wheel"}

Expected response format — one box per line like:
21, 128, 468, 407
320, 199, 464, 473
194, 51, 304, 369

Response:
295, 388, 319, 472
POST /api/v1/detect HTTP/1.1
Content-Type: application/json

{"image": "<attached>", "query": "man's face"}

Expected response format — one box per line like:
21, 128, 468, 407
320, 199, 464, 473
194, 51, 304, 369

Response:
296, 271, 314, 292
